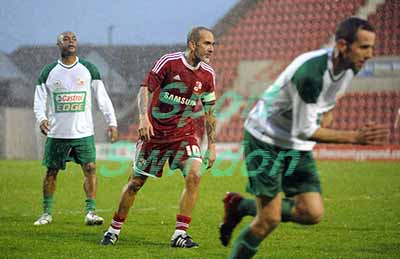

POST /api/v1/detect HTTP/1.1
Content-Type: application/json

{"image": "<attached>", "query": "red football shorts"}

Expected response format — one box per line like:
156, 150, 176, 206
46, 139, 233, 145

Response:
133, 136, 202, 177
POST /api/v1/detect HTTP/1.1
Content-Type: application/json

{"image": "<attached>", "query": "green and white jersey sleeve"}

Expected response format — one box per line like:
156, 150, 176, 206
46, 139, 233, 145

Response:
33, 57, 117, 139
245, 48, 354, 151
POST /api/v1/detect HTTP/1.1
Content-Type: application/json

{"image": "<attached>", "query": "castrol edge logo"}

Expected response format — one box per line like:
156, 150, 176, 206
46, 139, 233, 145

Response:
53, 91, 86, 112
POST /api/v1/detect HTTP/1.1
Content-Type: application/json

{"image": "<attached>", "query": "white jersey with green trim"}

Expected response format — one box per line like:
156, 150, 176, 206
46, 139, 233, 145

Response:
245, 48, 354, 151
34, 57, 117, 139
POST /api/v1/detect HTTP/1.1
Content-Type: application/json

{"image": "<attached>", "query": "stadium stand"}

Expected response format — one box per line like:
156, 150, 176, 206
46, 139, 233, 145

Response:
368, 0, 400, 56
212, 0, 367, 93
97, 0, 400, 145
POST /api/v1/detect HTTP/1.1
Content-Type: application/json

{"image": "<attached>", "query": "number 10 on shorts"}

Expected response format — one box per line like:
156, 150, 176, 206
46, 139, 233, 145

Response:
185, 145, 201, 157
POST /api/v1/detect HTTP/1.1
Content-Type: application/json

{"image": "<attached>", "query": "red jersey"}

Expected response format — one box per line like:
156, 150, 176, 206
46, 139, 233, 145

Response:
142, 52, 216, 142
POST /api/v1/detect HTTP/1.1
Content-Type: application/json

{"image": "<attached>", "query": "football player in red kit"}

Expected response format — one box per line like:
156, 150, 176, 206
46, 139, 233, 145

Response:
101, 26, 217, 248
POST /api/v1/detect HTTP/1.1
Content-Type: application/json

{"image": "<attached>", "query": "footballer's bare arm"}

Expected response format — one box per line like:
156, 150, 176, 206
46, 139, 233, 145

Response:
205, 105, 216, 144
310, 123, 389, 145
137, 86, 154, 141
204, 104, 216, 168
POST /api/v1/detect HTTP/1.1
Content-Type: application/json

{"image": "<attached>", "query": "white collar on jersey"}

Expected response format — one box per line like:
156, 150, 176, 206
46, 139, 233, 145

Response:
181, 51, 201, 70
327, 49, 347, 81
58, 56, 79, 68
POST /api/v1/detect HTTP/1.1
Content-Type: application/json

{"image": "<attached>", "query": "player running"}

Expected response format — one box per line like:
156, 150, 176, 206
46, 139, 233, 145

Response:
220, 17, 389, 258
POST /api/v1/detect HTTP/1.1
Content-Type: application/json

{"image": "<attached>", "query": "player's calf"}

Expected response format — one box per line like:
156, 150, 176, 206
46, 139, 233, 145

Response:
127, 175, 147, 194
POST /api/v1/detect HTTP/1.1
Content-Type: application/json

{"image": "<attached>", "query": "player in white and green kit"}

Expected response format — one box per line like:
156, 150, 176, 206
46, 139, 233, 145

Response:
220, 18, 390, 258
33, 31, 118, 226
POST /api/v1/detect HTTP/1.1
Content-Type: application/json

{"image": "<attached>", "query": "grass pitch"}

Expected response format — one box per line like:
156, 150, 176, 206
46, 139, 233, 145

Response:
0, 160, 399, 259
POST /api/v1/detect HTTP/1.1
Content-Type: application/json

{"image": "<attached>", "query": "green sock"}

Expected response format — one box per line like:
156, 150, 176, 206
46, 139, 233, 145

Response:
43, 195, 54, 215
85, 198, 96, 213
229, 225, 263, 259
282, 198, 295, 222
237, 198, 257, 217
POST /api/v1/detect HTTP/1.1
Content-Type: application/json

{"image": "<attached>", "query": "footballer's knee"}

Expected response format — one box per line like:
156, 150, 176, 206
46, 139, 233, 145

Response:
296, 204, 324, 224
82, 162, 96, 175
184, 159, 201, 186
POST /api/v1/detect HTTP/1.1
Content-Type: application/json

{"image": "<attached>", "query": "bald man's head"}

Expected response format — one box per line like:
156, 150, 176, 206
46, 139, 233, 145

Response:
57, 31, 77, 58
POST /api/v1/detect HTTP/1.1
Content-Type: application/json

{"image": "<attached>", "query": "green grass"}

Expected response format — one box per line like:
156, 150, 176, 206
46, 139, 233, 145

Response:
0, 160, 399, 258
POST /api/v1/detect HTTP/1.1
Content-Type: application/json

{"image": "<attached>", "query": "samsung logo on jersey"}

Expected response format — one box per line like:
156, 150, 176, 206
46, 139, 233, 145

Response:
162, 92, 196, 106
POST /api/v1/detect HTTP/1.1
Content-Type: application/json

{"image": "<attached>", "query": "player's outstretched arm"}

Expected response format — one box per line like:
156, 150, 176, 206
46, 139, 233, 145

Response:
137, 86, 154, 142
355, 122, 390, 145
310, 122, 389, 145
204, 103, 216, 169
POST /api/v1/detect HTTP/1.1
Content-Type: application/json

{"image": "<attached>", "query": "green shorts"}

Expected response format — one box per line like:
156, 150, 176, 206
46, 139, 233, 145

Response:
42, 135, 96, 170
244, 130, 321, 198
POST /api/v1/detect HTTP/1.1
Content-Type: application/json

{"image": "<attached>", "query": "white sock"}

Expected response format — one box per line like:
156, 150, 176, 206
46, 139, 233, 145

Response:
107, 226, 121, 236
171, 229, 186, 239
